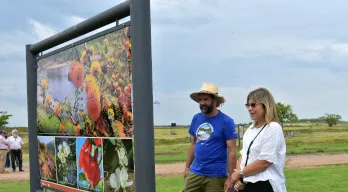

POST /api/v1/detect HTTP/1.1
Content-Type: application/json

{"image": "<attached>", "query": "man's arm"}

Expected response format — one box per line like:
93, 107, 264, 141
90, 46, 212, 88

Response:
226, 139, 237, 179
184, 135, 196, 178
1, 136, 10, 148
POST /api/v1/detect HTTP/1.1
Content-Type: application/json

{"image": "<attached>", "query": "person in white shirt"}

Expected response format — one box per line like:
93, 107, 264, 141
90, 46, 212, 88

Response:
7, 129, 24, 172
231, 87, 287, 192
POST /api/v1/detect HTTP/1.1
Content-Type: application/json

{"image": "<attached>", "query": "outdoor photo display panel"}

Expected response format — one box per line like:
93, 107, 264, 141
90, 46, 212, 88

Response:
36, 24, 135, 192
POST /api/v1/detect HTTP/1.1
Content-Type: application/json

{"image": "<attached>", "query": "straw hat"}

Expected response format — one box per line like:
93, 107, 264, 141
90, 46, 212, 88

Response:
190, 82, 226, 106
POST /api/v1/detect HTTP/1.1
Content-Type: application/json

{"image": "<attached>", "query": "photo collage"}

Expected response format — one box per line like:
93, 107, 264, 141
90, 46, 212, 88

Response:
36, 25, 135, 192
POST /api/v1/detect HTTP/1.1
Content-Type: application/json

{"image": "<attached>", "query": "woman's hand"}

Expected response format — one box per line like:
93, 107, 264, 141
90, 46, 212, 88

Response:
231, 169, 241, 184
234, 180, 245, 191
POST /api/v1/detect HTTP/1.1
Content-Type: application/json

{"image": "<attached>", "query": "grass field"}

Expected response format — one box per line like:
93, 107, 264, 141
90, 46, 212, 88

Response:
1, 164, 347, 192
156, 164, 348, 192
4, 124, 348, 164
155, 124, 348, 163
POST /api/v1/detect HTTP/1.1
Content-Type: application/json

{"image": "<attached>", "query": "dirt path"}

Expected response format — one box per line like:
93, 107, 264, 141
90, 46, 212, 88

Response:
0, 163, 31, 182
156, 152, 348, 176
1, 152, 348, 181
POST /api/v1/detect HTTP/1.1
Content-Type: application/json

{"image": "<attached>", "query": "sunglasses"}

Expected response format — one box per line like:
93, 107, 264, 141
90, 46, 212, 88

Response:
245, 103, 262, 108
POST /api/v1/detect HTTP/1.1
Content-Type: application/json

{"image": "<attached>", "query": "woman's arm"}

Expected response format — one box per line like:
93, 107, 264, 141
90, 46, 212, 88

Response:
241, 160, 272, 176
236, 155, 242, 170
232, 158, 272, 182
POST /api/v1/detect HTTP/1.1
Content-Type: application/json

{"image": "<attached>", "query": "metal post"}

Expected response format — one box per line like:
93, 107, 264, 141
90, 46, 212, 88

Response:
26, 45, 41, 191
130, 0, 155, 191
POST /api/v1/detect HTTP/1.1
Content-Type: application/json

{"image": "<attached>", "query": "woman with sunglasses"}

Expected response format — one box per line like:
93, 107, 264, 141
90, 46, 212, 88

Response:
231, 88, 287, 192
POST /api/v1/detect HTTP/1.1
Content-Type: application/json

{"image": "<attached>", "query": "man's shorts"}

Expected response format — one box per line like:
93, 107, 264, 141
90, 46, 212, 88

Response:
183, 171, 227, 192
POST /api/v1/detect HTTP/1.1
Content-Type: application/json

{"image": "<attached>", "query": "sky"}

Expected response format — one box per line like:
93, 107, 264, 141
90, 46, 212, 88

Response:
0, 0, 348, 127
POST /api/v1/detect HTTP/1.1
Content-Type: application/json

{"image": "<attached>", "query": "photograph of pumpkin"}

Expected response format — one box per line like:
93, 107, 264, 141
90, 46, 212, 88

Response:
77, 137, 104, 192
103, 138, 135, 192
55, 137, 77, 188
38, 136, 57, 183
36, 26, 133, 138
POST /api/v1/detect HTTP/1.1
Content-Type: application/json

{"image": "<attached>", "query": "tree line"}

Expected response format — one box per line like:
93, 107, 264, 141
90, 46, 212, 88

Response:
276, 102, 343, 127
0, 103, 345, 128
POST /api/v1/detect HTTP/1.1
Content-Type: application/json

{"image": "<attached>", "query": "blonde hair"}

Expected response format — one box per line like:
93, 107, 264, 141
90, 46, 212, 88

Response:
12, 129, 18, 135
247, 87, 280, 125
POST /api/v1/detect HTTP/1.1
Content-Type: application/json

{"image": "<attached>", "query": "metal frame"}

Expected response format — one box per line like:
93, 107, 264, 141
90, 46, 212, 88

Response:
25, 0, 155, 191
37, 21, 131, 60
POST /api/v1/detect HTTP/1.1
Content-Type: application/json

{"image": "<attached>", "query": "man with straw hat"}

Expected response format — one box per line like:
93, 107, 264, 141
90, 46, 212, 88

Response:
183, 82, 238, 192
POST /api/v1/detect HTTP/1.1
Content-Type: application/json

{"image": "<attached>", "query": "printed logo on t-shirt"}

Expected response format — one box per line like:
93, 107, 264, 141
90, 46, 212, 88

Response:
196, 122, 214, 142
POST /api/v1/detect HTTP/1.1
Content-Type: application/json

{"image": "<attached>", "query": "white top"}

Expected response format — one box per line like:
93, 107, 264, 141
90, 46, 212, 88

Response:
7, 136, 24, 150
240, 122, 287, 192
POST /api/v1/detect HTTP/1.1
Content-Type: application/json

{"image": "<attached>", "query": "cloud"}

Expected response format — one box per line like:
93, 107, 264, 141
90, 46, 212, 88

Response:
153, 85, 261, 125
0, 19, 58, 127
2, 0, 348, 127
0, 78, 28, 127
29, 19, 56, 41
69, 15, 85, 25
153, 66, 348, 125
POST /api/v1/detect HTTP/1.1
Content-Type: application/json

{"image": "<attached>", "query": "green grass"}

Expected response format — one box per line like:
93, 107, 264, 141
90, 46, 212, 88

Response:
3, 164, 347, 192
0, 181, 30, 192
154, 124, 348, 164
285, 164, 348, 192
155, 164, 348, 192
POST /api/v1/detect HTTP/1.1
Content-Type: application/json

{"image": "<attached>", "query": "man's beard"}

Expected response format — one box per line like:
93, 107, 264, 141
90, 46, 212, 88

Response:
200, 104, 214, 115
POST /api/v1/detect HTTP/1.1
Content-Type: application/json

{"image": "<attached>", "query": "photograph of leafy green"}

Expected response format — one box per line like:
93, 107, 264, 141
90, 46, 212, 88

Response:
55, 137, 77, 188
103, 138, 134, 192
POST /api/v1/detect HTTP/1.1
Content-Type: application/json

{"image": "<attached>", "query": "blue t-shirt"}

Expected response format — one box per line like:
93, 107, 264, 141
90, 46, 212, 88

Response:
188, 111, 238, 177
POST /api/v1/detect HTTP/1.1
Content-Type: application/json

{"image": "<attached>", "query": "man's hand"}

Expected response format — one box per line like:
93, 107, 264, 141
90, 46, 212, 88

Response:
184, 167, 189, 179
224, 178, 232, 192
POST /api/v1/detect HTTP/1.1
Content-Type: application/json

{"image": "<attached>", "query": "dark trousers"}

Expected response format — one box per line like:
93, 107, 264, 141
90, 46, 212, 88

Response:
10, 149, 23, 171
5, 152, 11, 167
239, 180, 274, 192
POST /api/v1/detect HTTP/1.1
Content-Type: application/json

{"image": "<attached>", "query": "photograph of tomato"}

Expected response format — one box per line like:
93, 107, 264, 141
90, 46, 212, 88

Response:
76, 137, 104, 191
103, 138, 134, 192
38, 136, 57, 183
36, 26, 133, 138
55, 137, 77, 188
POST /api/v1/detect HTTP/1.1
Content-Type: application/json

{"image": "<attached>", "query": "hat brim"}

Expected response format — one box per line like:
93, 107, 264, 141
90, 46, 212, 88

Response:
190, 91, 226, 106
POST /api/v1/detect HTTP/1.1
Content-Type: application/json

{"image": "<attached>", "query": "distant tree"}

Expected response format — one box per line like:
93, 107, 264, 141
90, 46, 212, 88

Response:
276, 102, 299, 125
299, 118, 323, 123
0, 111, 12, 128
322, 113, 342, 127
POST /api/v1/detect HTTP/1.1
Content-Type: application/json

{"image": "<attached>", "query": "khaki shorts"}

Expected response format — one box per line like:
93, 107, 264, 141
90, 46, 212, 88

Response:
183, 171, 227, 192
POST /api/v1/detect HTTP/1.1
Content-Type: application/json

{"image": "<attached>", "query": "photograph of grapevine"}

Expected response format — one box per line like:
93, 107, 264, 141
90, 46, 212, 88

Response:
36, 26, 133, 138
